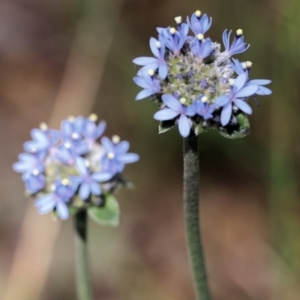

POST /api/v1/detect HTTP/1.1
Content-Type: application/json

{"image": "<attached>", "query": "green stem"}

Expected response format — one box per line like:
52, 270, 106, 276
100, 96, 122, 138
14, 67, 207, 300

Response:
183, 132, 211, 300
74, 210, 94, 300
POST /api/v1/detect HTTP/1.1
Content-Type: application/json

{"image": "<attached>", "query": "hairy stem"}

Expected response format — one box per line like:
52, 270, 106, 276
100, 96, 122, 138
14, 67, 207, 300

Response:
74, 210, 93, 300
183, 132, 211, 300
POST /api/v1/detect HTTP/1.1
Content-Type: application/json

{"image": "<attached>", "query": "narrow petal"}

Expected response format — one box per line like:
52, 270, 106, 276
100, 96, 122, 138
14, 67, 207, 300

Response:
234, 99, 253, 114
132, 57, 158, 66
133, 77, 150, 89
56, 202, 69, 220
178, 114, 191, 138
162, 94, 182, 111
92, 172, 112, 182
235, 85, 258, 98
247, 79, 271, 85
101, 137, 115, 153
135, 89, 154, 100
153, 108, 179, 121
256, 86, 272, 95
75, 157, 88, 176
185, 104, 196, 117
118, 153, 140, 164
149, 37, 160, 58
79, 183, 90, 200
158, 64, 168, 79
115, 141, 130, 154
93, 121, 106, 139
215, 95, 230, 107
233, 72, 248, 92
31, 129, 49, 147
90, 182, 101, 195
221, 103, 232, 126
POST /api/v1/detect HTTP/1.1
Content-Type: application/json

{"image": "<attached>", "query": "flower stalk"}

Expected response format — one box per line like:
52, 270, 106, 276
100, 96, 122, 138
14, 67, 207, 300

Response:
183, 132, 211, 300
74, 210, 93, 300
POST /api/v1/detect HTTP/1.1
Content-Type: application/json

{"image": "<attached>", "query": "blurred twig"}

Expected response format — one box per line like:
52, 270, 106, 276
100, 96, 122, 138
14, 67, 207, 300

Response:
3, 1, 123, 299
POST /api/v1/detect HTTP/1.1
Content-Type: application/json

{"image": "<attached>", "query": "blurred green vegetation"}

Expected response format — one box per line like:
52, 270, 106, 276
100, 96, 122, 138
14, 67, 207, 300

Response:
0, 0, 300, 299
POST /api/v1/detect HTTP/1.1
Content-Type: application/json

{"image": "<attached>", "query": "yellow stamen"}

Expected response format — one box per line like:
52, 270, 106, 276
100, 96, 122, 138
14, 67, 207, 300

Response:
89, 113, 98, 122
39, 122, 48, 130
112, 135, 120, 144
246, 61, 252, 68
179, 97, 187, 105
155, 41, 161, 48
107, 152, 115, 159
61, 178, 71, 186
197, 34, 204, 40
201, 96, 208, 103
229, 78, 235, 86
236, 29, 243, 36
72, 133, 79, 140
68, 116, 75, 122
32, 169, 39, 176
147, 69, 154, 76
195, 10, 201, 17
170, 27, 176, 35
174, 16, 182, 24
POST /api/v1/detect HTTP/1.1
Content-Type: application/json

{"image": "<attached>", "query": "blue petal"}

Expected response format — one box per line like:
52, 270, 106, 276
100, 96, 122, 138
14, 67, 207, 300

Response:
74, 116, 85, 133
178, 114, 191, 138
92, 172, 112, 182
56, 202, 69, 220
115, 141, 130, 154
222, 29, 230, 50
248, 79, 271, 85
149, 37, 160, 58
235, 85, 258, 98
162, 94, 182, 111
61, 120, 73, 136
256, 86, 272, 95
158, 64, 168, 80
117, 153, 140, 164
221, 103, 232, 126
101, 137, 115, 153
233, 72, 248, 92
133, 57, 158, 66
153, 108, 179, 120
234, 99, 252, 114
135, 89, 154, 100
31, 129, 49, 147
215, 95, 230, 107
79, 183, 90, 200
90, 182, 101, 195
35, 194, 56, 214
75, 157, 89, 176
185, 104, 196, 116
133, 77, 150, 89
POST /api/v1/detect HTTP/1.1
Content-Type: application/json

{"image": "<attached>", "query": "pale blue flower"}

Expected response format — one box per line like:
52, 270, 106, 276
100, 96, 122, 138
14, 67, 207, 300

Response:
133, 72, 161, 100
153, 94, 195, 137
133, 37, 168, 79
70, 157, 112, 200
187, 12, 212, 36
215, 73, 258, 126
190, 37, 213, 61
194, 99, 215, 120
222, 29, 250, 57
101, 137, 140, 175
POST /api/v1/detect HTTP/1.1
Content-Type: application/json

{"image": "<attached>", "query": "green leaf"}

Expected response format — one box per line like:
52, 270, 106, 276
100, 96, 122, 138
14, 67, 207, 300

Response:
218, 113, 250, 139
88, 194, 120, 226
159, 120, 175, 133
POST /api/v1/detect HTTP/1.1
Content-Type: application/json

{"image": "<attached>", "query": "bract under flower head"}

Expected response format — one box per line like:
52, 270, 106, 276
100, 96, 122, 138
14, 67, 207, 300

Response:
132, 10, 272, 138
13, 115, 139, 220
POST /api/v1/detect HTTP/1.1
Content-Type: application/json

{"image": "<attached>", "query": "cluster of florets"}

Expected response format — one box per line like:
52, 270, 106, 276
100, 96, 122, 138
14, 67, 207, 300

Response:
133, 10, 272, 138
13, 115, 139, 220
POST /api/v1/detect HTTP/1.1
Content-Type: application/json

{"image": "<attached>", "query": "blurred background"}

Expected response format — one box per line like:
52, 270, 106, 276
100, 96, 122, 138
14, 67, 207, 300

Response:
0, 0, 299, 299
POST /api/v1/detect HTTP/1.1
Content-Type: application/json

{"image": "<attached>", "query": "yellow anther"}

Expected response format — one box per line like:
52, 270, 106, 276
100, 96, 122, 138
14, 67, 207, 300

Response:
61, 178, 71, 186
32, 169, 39, 176
64, 142, 71, 149
197, 34, 204, 40
107, 152, 115, 159
85, 160, 90, 167
39, 122, 48, 130
147, 69, 154, 76
246, 61, 252, 68
195, 10, 201, 17
112, 135, 120, 144
236, 29, 243, 36
155, 41, 161, 48
170, 27, 176, 34
174, 16, 182, 24
201, 96, 208, 103
179, 97, 187, 104
72, 133, 79, 140
229, 78, 235, 86
68, 116, 75, 122
89, 113, 98, 122
242, 62, 247, 69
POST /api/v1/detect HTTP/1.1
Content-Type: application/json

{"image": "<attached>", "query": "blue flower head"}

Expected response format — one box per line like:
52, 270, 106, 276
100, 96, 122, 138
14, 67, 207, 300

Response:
132, 10, 272, 138
13, 115, 139, 220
